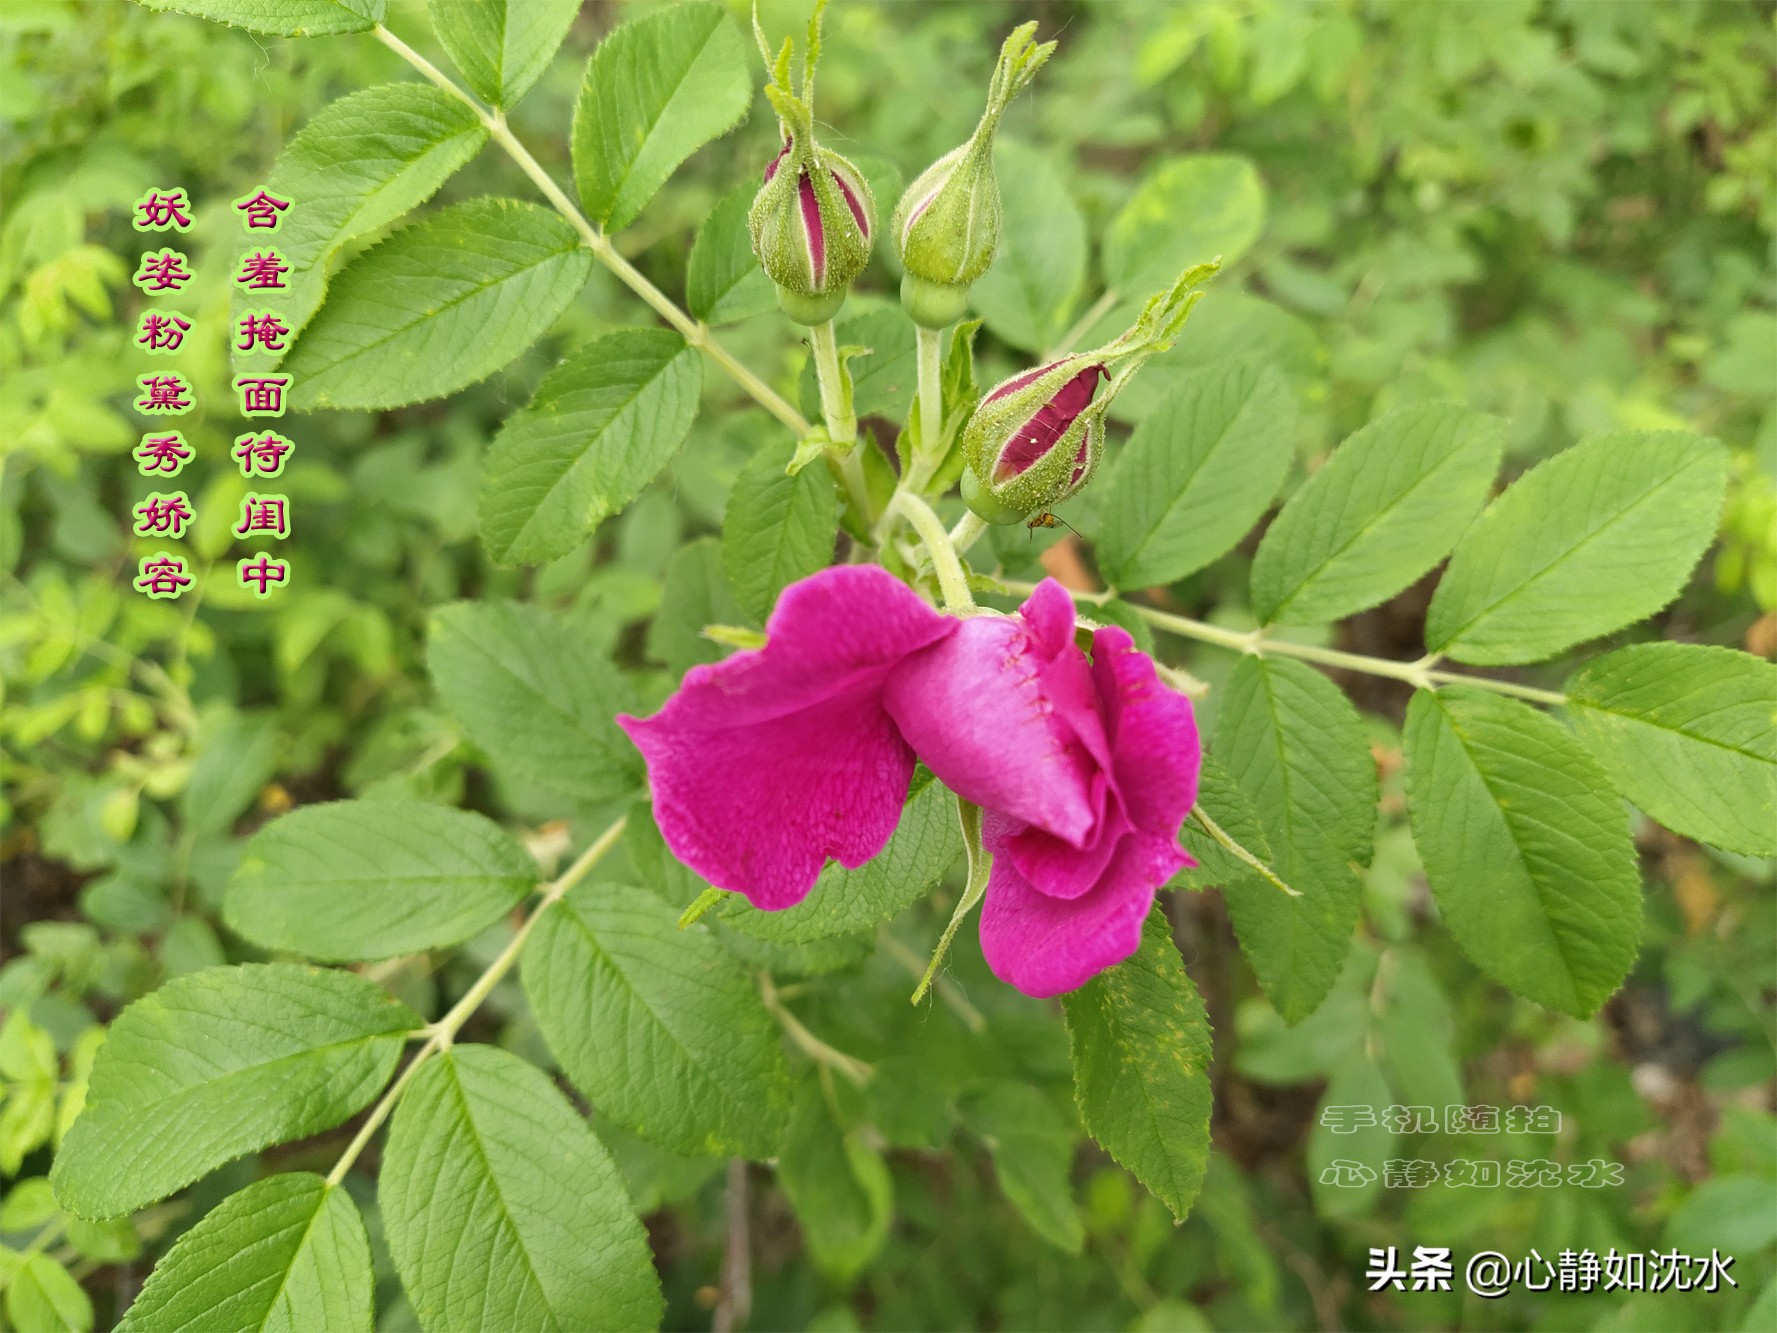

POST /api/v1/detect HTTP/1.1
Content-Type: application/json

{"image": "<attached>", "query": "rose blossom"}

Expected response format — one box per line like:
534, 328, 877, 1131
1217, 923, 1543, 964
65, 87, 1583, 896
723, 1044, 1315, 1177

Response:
885, 580, 1201, 996
621, 570, 1201, 996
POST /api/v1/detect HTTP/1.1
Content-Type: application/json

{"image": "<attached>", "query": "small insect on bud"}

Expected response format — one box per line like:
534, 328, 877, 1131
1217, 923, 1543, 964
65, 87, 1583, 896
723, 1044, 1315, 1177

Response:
748, 0, 876, 326
893, 22, 1054, 329
960, 259, 1224, 524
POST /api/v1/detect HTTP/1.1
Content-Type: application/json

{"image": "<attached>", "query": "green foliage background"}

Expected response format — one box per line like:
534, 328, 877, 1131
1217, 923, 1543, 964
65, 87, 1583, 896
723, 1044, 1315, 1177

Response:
2, 1, 1773, 1330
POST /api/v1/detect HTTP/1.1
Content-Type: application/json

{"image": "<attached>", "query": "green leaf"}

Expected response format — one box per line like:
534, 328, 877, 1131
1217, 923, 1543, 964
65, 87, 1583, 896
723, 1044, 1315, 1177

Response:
1176, 752, 1273, 890
971, 139, 1087, 353
721, 436, 838, 623
1062, 908, 1213, 1222
428, 600, 642, 806
776, 1079, 894, 1283
52, 965, 418, 1218
1666, 1176, 1777, 1257
181, 709, 280, 837
139, 0, 382, 37
282, 197, 592, 410
721, 772, 962, 944
241, 84, 487, 361
647, 537, 744, 677
1568, 644, 1777, 856
381, 1045, 661, 1333
479, 329, 703, 566
572, 1, 750, 233
430, 0, 578, 108
523, 883, 791, 1157
687, 182, 777, 325
959, 1081, 1083, 1254
1250, 403, 1504, 625
117, 1174, 372, 1333
1404, 687, 1641, 1018
1425, 431, 1731, 664
225, 800, 539, 961
1306, 1055, 1392, 1219
1095, 360, 1297, 589
1103, 155, 1264, 295
797, 309, 918, 424
1213, 656, 1375, 1023
3, 1254, 92, 1333
1373, 949, 1464, 1112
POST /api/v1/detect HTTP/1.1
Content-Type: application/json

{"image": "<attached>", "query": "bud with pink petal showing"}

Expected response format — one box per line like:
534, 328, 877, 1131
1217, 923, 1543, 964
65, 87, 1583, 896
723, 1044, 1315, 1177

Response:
748, 0, 876, 326
892, 22, 1054, 329
961, 260, 1222, 524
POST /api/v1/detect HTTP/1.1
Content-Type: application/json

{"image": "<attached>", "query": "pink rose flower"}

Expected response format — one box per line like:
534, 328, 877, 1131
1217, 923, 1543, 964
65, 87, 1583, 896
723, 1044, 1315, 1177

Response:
618, 566, 953, 910
621, 569, 1201, 996
885, 580, 1201, 996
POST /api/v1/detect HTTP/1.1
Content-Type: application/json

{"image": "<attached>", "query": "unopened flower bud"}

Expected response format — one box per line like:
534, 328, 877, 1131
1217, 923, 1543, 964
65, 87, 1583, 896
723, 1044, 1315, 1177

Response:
961, 356, 1108, 524
748, 0, 876, 326
894, 22, 1054, 328
960, 259, 1224, 523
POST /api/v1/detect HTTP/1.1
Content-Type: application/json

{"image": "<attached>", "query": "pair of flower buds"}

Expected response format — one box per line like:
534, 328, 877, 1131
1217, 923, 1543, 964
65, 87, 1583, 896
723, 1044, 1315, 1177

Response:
747, 3, 1218, 526
747, 3, 1047, 328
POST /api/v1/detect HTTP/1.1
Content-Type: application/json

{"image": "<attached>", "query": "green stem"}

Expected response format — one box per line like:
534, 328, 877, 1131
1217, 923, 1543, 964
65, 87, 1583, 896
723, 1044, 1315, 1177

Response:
324, 815, 627, 1187
373, 25, 810, 438
912, 323, 945, 487
829, 446, 874, 536
760, 973, 873, 1086
894, 492, 974, 611
949, 510, 988, 555
806, 319, 856, 445
1005, 581, 1568, 706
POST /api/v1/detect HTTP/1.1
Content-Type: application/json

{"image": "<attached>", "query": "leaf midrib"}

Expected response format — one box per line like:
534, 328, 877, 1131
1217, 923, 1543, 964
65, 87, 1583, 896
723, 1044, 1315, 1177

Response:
1437, 455, 1706, 647
302, 213, 578, 380
1570, 696, 1777, 765
93, 1030, 402, 1128
507, 346, 690, 552
565, 903, 753, 1132
438, 1058, 562, 1333
251, 1183, 333, 1333
594, 11, 724, 222
1119, 368, 1265, 570
1268, 417, 1484, 619
1435, 695, 1584, 1009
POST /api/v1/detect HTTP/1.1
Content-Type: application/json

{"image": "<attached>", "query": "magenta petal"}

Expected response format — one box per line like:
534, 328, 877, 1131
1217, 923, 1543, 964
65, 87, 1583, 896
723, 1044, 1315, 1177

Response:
1019, 578, 1076, 659
1091, 627, 1201, 835
763, 138, 791, 183
832, 168, 870, 237
886, 614, 1098, 846
797, 171, 825, 285
618, 567, 952, 910
979, 817, 1185, 997
1001, 787, 1124, 900
994, 365, 1105, 479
